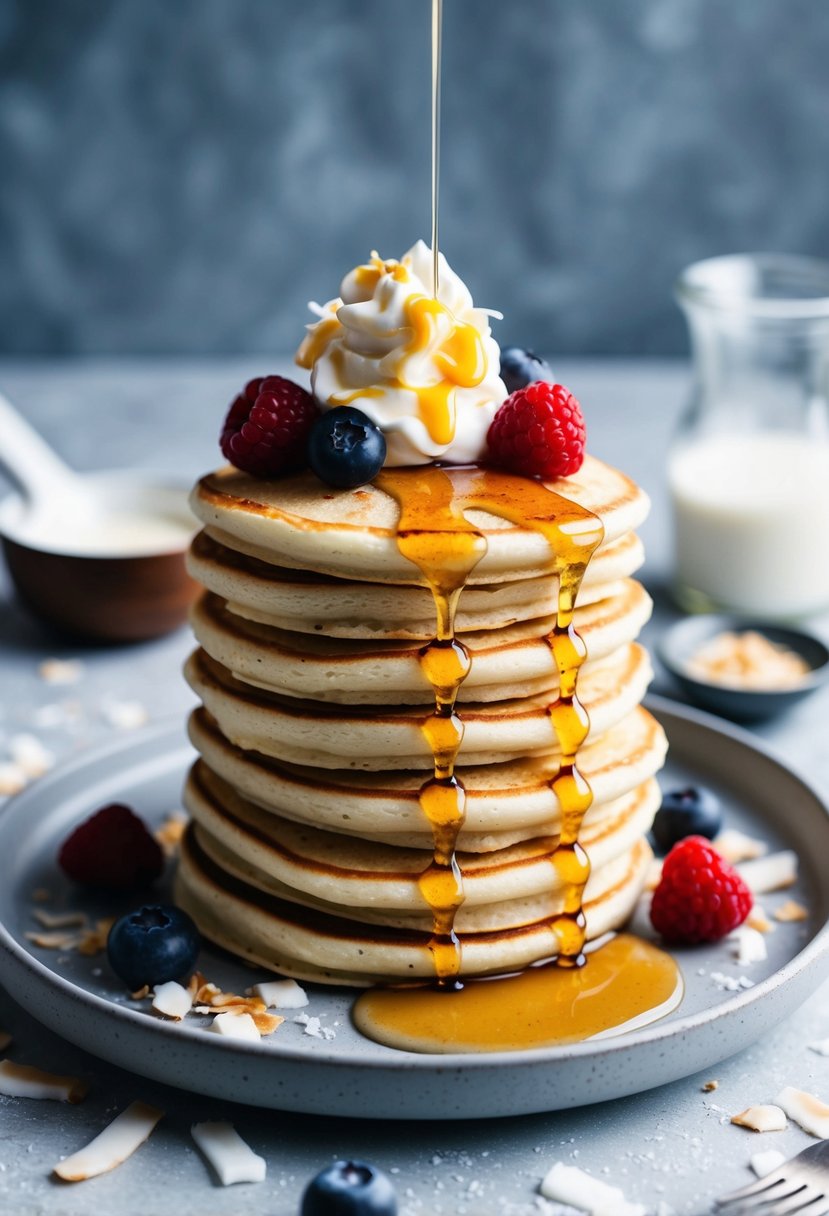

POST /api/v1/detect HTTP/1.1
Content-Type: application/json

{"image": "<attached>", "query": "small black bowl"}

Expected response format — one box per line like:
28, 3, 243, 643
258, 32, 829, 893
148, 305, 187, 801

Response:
658, 614, 829, 722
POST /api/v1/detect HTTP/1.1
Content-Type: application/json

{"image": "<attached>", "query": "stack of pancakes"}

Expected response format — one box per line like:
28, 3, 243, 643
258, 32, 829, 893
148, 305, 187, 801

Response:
176, 454, 666, 985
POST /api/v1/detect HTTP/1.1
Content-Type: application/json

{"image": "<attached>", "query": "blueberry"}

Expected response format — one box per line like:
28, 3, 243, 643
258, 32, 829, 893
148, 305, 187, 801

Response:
651, 786, 723, 855
307, 407, 386, 489
300, 1160, 398, 1216
107, 904, 200, 992
499, 346, 554, 394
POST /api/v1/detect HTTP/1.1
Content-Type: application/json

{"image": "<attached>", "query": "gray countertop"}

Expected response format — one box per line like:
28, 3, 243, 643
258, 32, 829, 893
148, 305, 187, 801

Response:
1, 358, 828, 1216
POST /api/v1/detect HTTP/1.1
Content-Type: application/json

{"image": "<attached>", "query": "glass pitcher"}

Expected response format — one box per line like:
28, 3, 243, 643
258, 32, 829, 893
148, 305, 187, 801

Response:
670, 254, 829, 619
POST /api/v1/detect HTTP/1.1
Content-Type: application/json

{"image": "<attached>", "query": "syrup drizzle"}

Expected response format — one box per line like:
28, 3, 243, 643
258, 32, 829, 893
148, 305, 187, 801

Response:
431, 0, 442, 298
376, 465, 604, 982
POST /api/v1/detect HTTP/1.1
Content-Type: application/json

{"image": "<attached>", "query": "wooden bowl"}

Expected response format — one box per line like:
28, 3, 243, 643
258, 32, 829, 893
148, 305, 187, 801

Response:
0, 474, 199, 643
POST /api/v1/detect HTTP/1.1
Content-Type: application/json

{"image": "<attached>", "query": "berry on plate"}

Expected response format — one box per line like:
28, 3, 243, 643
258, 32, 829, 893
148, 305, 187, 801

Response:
58, 804, 164, 892
499, 346, 553, 394
301, 1160, 398, 1216
307, 406, 387, 489
487, 381, 586, 480
651, 786, 723, 855
220, 375, 319, 477
107, 904, 200, 992
650, 836, 753, 945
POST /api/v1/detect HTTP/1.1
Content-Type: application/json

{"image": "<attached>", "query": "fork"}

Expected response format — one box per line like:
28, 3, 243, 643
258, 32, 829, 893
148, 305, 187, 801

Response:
715, 1140, 829, 1215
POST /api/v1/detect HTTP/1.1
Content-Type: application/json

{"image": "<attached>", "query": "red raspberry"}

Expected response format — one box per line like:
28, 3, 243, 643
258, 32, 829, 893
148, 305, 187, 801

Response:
220, 375, 319, 477
59, 804, 165, 892
487, 381, 586, 479
650, 836, 753, 945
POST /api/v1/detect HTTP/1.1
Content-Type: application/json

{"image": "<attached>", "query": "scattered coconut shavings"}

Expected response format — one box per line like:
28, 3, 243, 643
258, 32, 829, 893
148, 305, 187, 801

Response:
9, 733, 54, 779
702, 1080, 719, 1092
0, 762, 27, 797
715, 829, 768, 865
774, 899, 808, 923
210, 1012, 261, 1042
710, 972, 754, 992
152, 981, 193, 1021
0, 1059, 88, 1103
191, 1121, 267, 1186
750, 1149, 786, 1178
539, 1162, 646, 1215
294, 1013, 336, 1041
25, 930, 78, 950
775, 1086, 829, 1138
251, 978, 309, 1009
25, 915, 113, 957
154, 810, 189, 856
731, 1105, 787, 1132
76, 917, 115, 956
32, 909, 88, 930
0, 1031, 11, 1052
53, 1100, 163, 1181
729, 925, 768, 967
100, 699, 148, 730
747, 905, 775, 934
39, 658, 84, 685
808, 1038, 829, 1057
737, 852, 798, 894
191, 981, 282, 1034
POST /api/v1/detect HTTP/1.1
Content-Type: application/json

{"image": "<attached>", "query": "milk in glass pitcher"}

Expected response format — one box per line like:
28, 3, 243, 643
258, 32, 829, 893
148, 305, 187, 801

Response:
670, 254, 829, 618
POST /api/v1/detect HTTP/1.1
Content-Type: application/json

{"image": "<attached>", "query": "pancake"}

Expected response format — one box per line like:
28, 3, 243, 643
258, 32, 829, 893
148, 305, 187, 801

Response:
190, 580, 653, 705
187, 528, 645, 639
184, 759, 660, 915
175, 825, 653, 985
184, 643, 653, 770
190, 454, 649, 585
187, 706, 668, 849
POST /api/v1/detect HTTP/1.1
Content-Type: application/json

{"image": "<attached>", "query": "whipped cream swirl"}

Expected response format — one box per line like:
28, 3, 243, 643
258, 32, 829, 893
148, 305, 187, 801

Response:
296, 240, 507, 466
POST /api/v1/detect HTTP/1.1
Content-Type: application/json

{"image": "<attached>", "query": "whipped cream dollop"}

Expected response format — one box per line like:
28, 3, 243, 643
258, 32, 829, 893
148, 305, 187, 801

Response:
295, 240, 507, 466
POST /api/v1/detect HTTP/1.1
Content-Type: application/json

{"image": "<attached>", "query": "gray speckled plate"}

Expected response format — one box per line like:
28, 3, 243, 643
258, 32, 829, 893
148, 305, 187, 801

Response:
0, 696, 827, 1120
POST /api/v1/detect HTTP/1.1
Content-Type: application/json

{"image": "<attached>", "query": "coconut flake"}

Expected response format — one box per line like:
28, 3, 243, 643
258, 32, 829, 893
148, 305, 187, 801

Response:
0, 762, 27, 797
100, 699, 148, 730
0, 1059, 87, 1103
9, 734, 54, 779
747, 905, 775, 934
154, 810, 188, 856
39, 658, 84, 685
539, 1163, 646, 1215
774, 899, 808, 923
737, 852, 798, 894
252, 979, 309, 1009
731, 1105, 787, 1132
728, 926, 768, 967
152, 981, 193, 1021
191, 1121, 266, 1185
32, 909, 88, 930
53, 1100, 163, 1181
210, 1012, 260, 1042
750, 1149, 786, 1178
715, 829, 768, 864
294, 1013, 336, 1040
775, 1086, 829, 1138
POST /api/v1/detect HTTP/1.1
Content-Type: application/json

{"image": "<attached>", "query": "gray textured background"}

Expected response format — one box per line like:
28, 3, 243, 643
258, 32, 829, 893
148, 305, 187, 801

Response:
2, 0, 829, 357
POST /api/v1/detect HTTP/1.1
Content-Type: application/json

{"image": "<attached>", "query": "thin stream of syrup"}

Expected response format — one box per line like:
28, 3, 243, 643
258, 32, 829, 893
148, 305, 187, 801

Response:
431, 0, 442, 298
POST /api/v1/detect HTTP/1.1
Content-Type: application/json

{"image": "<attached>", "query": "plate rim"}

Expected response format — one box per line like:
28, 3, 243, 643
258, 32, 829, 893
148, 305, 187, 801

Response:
0, 694, 828, 1077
